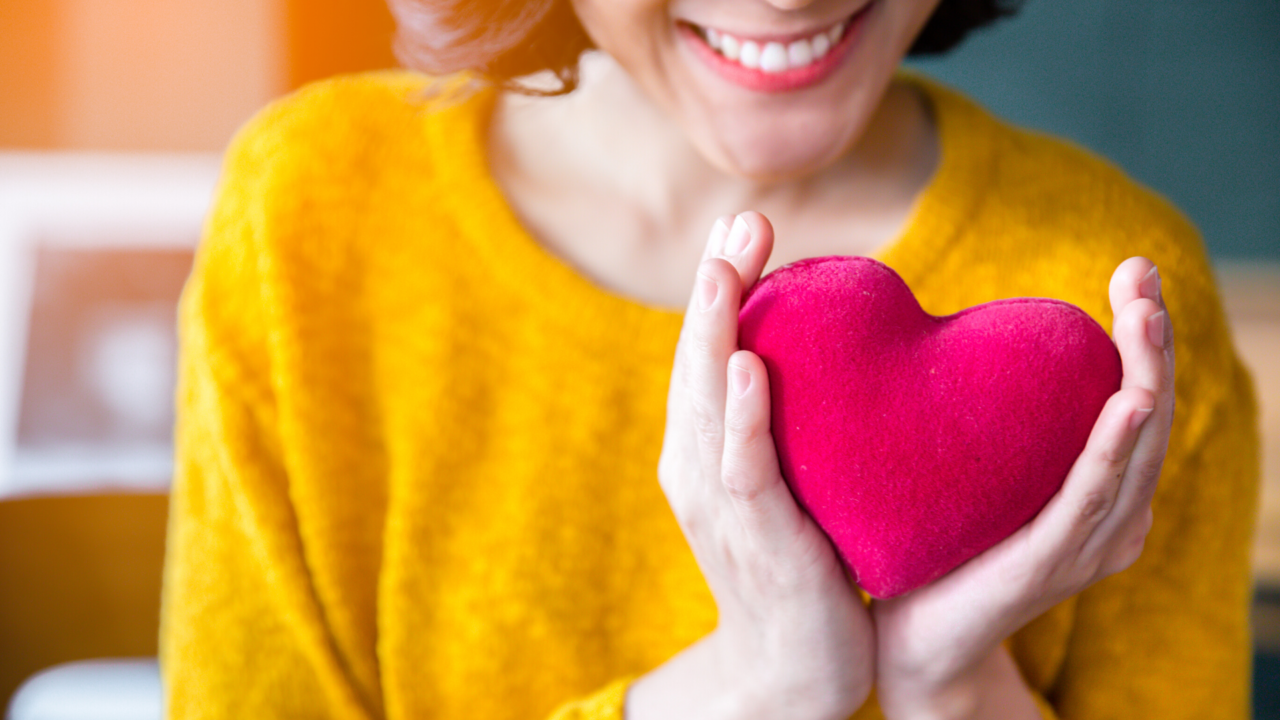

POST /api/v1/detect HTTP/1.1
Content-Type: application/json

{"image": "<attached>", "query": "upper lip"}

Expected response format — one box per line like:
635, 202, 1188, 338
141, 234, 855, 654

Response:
680, 4, 867, 44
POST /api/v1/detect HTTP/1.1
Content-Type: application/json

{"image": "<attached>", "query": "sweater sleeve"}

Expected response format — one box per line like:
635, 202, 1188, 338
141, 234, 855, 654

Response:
160, 107, 385, 719
1044, 224, 1261, 716
546, 679, 634, 720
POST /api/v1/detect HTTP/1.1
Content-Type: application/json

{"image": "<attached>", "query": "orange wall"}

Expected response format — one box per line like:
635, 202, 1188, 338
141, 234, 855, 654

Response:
55, 0, 285, 151
0, 0, 395, 152
0, 2, 62, 147
287, 0, 397, 90
0, 0, 283, 151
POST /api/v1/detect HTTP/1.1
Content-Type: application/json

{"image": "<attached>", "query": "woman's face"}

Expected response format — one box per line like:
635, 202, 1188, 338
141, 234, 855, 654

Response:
570, 0, 942, 181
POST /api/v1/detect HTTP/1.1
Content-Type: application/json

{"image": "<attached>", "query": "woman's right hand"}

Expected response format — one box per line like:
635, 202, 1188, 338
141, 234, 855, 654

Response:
627, 213, 875, 720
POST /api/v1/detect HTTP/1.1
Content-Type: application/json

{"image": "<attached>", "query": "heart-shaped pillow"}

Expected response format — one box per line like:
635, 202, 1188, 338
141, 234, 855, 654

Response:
738, 256, 1121, 598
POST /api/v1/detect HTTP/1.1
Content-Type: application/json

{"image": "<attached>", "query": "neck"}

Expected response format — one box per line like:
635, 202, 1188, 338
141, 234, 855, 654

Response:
487, 52, 938, 307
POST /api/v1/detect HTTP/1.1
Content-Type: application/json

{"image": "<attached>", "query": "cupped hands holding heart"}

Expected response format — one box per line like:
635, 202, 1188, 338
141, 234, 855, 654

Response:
627, 212, 1174, 720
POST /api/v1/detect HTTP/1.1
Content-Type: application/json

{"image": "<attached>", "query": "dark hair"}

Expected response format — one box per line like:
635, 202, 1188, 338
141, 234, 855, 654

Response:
389, 0, 1021, 95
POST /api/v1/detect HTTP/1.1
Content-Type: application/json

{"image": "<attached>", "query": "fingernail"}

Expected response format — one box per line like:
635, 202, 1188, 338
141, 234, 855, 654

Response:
724, 215, 751, 256
705, 217, 731, 258
729, 363, 752, 397
697, 271, 719, 311
1140, 266, 1162, 304
1146, 311, 1166, 348
1130, 406, 1155, 431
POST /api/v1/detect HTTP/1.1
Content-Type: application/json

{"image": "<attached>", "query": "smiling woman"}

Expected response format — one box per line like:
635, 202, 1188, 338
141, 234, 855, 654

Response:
388, 0, 1013, 93
159, 0, 1258, 718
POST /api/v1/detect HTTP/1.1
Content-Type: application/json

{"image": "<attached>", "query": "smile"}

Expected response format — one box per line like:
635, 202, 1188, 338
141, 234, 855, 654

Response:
679, 3, 873, 92
700, 20, 848, 73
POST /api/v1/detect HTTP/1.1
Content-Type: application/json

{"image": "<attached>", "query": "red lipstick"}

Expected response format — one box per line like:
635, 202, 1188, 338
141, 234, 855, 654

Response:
680, 4, 871, 93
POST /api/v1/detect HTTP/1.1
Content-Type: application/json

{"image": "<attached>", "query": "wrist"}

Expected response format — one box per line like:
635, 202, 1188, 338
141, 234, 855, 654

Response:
880, 679, 983, 720
721, 677, 859, 720
878, 645, 1040, 720
710, 629, 871, 720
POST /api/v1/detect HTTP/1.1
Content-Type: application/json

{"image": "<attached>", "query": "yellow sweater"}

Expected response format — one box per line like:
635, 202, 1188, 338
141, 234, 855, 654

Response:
160, 71, 1259, 720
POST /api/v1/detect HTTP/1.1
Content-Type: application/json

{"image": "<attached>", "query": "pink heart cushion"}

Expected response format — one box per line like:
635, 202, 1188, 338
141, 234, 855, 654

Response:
738, 256, 1121, 598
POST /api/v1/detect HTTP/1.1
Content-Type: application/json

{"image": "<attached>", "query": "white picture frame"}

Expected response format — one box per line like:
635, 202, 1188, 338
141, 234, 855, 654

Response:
0, 152, 220, 497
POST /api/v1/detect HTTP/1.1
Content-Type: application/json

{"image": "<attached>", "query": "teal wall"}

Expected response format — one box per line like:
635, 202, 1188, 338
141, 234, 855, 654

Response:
908, 0, 1280, 261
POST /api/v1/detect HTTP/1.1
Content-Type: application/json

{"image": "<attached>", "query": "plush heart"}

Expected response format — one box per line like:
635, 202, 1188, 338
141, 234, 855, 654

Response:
738, 256, 1121, 598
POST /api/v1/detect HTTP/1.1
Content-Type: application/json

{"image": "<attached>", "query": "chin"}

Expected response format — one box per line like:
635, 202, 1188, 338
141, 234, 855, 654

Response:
704, 114, 861, 183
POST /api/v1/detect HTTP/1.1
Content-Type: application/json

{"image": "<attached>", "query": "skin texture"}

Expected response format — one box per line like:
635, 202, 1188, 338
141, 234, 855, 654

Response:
567, 0, 939, 179
488, 31, 938, 308
485, 1, 1178, 718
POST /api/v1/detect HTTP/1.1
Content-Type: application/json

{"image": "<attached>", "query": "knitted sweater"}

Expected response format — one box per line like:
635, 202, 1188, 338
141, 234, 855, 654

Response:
159, 71, 1259, 719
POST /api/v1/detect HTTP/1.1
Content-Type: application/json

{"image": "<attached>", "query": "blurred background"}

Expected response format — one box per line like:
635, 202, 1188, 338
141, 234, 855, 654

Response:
0, 0, 1276, 717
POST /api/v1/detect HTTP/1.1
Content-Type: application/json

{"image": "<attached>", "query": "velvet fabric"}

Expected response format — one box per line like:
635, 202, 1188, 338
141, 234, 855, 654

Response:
739, 256, 1122, 598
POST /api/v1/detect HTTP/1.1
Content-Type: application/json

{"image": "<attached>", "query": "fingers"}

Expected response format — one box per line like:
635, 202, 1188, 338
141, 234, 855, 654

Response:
676, 214, 776, 487
667, 216, 758, 433
689, 212, 774, 310
722, 212, 775, 294
685, 258, 744, 482
1109, 257, 1174, 416
1108, 256, 1159, 318
1031, 386, 1154, 559
722, 350, 806, 546
1111, 295, 1171, 523
1096, 259, 1175, 558
662, 217, 738, 485
1006, 260, 1176, 589
1113, 285, 1173, 399
1100, 506, 1154, 576
1076, 385, 1158, 561
699, 214, 735, 260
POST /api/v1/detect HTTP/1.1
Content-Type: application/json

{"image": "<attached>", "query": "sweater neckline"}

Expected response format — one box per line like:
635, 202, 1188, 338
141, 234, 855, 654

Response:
428, 72, 996, 336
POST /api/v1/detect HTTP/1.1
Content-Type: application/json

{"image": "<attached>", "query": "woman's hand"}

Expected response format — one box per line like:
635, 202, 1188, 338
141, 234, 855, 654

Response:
628, 213, 875, 720
872, 257, 1176, 720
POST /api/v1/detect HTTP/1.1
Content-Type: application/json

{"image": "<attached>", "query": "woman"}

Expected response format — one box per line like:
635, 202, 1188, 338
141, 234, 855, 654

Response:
159, 0, 1259, 717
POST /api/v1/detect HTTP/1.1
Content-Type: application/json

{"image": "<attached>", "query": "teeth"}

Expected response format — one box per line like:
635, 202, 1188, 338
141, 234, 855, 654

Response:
721, 34, 740, 60
702, 20, 846, 72
811, 33, 830, 59
787, 39, 813, 68
760, 42, 788, 73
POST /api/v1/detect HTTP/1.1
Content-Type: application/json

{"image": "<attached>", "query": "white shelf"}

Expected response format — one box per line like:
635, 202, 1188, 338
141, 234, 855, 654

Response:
9, 445, 173, 497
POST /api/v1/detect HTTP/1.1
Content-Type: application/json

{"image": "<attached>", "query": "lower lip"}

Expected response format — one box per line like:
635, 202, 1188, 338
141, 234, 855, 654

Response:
679, 5, 870, 94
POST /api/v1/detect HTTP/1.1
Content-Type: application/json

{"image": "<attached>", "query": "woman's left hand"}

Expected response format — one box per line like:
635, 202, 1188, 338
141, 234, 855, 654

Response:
872, 257, 1176, 720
